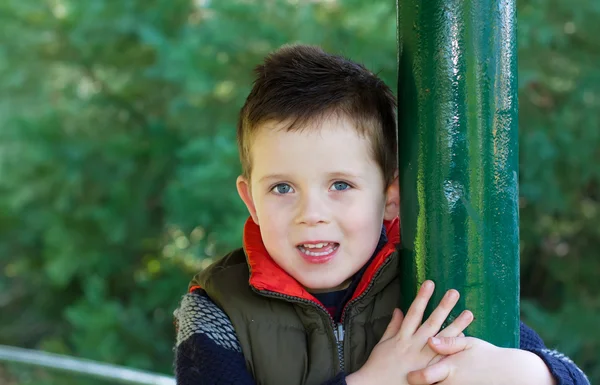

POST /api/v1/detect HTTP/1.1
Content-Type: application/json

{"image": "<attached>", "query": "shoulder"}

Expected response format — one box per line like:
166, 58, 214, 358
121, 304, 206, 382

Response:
174, 289, 242, 352
189, 248, 248, 290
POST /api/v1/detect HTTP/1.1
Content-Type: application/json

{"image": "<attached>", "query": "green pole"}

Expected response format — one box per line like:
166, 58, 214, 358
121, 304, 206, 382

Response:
397, 0, 520, 348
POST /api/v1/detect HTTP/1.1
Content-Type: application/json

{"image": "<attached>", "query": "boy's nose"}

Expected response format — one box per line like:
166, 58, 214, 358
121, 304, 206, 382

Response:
296, 193, 329, 226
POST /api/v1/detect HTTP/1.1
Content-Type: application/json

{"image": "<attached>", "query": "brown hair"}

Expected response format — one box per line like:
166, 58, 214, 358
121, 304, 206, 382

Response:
237, 44, 397, 187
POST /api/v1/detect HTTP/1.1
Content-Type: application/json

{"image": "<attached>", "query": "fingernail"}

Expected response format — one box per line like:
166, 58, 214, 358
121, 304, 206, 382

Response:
431, 337, 441, 345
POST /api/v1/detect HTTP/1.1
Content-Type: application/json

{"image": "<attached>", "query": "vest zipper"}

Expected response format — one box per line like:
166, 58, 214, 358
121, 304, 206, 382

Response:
334, 323, 345, 372
252, 288, 346, 372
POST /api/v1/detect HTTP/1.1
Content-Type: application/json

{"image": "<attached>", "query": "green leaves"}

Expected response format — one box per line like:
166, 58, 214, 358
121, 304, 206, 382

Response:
517, 1, 600, 380
0, 0, 598, 383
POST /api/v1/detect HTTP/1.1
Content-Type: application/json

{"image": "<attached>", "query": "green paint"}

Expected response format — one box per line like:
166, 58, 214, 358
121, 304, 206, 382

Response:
397, 0, 520, 347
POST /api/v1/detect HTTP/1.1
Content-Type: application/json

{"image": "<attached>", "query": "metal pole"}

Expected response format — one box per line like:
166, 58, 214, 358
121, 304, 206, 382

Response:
0, 345, 175, 385
397, 0, 520, 347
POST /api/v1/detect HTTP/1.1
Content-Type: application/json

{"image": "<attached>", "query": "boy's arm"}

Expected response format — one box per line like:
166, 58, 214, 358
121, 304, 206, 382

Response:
174, 289, 348, 385
519, 322, 590, 385
174, 290, 255, 385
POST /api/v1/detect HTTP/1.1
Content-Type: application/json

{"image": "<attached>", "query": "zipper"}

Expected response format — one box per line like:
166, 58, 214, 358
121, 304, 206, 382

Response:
334, 323, 345, 371
252, 288, 346, 371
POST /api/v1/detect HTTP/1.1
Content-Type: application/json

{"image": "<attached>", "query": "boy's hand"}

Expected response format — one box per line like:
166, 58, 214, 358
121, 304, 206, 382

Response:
346, 280, 473, 385
406, 336, 556, 385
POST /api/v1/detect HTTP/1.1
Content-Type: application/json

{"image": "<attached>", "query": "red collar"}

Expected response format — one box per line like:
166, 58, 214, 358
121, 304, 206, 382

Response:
244, 217, 400, 303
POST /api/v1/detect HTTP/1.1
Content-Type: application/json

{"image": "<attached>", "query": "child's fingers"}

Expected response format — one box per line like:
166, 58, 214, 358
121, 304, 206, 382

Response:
415, 289, 460, 340
380, 308, 404, 341
426, 353, 444, 367
427, 336, 475, 355
406, 360, 452, 385
436, 310, 474, 338
397, 280, 435, 339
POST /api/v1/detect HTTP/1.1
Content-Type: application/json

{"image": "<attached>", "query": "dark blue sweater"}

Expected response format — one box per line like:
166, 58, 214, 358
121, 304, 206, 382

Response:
173, 289, 589, 385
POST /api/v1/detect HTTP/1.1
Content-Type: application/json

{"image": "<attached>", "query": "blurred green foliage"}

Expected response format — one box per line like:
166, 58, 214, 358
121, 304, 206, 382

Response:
0, 0, 597, 383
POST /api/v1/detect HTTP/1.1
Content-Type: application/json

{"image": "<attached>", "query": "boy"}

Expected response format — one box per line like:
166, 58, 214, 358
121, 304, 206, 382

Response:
174, 44, 589, 385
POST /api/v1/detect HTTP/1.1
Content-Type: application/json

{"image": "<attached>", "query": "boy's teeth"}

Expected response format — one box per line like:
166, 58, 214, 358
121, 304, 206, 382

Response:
303, 243, 328, 248
298, 242, 339, 258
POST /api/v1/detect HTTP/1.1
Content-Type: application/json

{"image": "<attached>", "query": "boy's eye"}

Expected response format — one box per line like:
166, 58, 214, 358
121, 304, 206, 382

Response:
272, 183, 294, 194
331, 181, 350, 191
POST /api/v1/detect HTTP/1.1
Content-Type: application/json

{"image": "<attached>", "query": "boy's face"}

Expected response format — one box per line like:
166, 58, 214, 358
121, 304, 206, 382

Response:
237, 117, 399, 292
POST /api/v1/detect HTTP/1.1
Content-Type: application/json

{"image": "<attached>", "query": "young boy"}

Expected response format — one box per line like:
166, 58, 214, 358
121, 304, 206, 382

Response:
173, 45, 589, 385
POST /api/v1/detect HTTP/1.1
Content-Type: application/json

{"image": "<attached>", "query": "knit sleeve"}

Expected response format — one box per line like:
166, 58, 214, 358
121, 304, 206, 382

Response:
519, 322, 590, 385
174, 289, 255, 385
173, 289, 348, 385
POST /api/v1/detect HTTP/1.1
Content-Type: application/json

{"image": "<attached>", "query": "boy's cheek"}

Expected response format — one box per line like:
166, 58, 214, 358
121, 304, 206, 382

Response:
259, 196, 297, 216
255, 207, 289, 231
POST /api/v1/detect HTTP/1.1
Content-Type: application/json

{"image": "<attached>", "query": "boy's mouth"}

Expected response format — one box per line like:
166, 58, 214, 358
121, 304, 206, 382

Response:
296, 242, 340, 257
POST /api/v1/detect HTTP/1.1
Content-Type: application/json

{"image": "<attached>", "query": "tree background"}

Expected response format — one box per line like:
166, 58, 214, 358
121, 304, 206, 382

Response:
0, 0, 597, 383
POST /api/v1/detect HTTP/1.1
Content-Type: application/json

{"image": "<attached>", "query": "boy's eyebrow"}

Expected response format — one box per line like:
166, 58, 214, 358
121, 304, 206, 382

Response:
258, 174, 289, 184
258, 171, 363, 184
327, 171, 363, 180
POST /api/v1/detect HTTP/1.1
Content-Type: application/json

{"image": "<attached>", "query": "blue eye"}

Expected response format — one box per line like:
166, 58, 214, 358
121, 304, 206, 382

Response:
272, 183, 293, 194
331, 182, 350, 191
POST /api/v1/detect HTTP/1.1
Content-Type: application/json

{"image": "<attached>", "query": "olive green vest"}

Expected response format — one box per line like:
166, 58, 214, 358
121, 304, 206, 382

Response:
191, 246, 401, 385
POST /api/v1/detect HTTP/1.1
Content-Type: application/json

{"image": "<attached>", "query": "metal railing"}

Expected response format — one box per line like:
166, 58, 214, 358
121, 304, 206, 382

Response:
0, 345, 175, 385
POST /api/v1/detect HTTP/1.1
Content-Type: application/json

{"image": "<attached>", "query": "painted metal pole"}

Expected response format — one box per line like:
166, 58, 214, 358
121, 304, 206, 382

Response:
397, 0, 520, 347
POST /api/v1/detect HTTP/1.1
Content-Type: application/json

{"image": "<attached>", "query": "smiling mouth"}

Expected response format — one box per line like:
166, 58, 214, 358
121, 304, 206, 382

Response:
297, 242, 340, 257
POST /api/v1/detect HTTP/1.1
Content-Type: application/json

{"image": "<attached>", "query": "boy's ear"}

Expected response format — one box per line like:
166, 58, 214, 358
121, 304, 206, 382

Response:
236, 176, 260, 225
383, 172, 400, 221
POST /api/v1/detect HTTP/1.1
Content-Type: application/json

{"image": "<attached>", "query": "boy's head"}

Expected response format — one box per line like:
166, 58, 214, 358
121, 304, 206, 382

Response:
236, 44, 399, 292
237, 44, 397, 187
